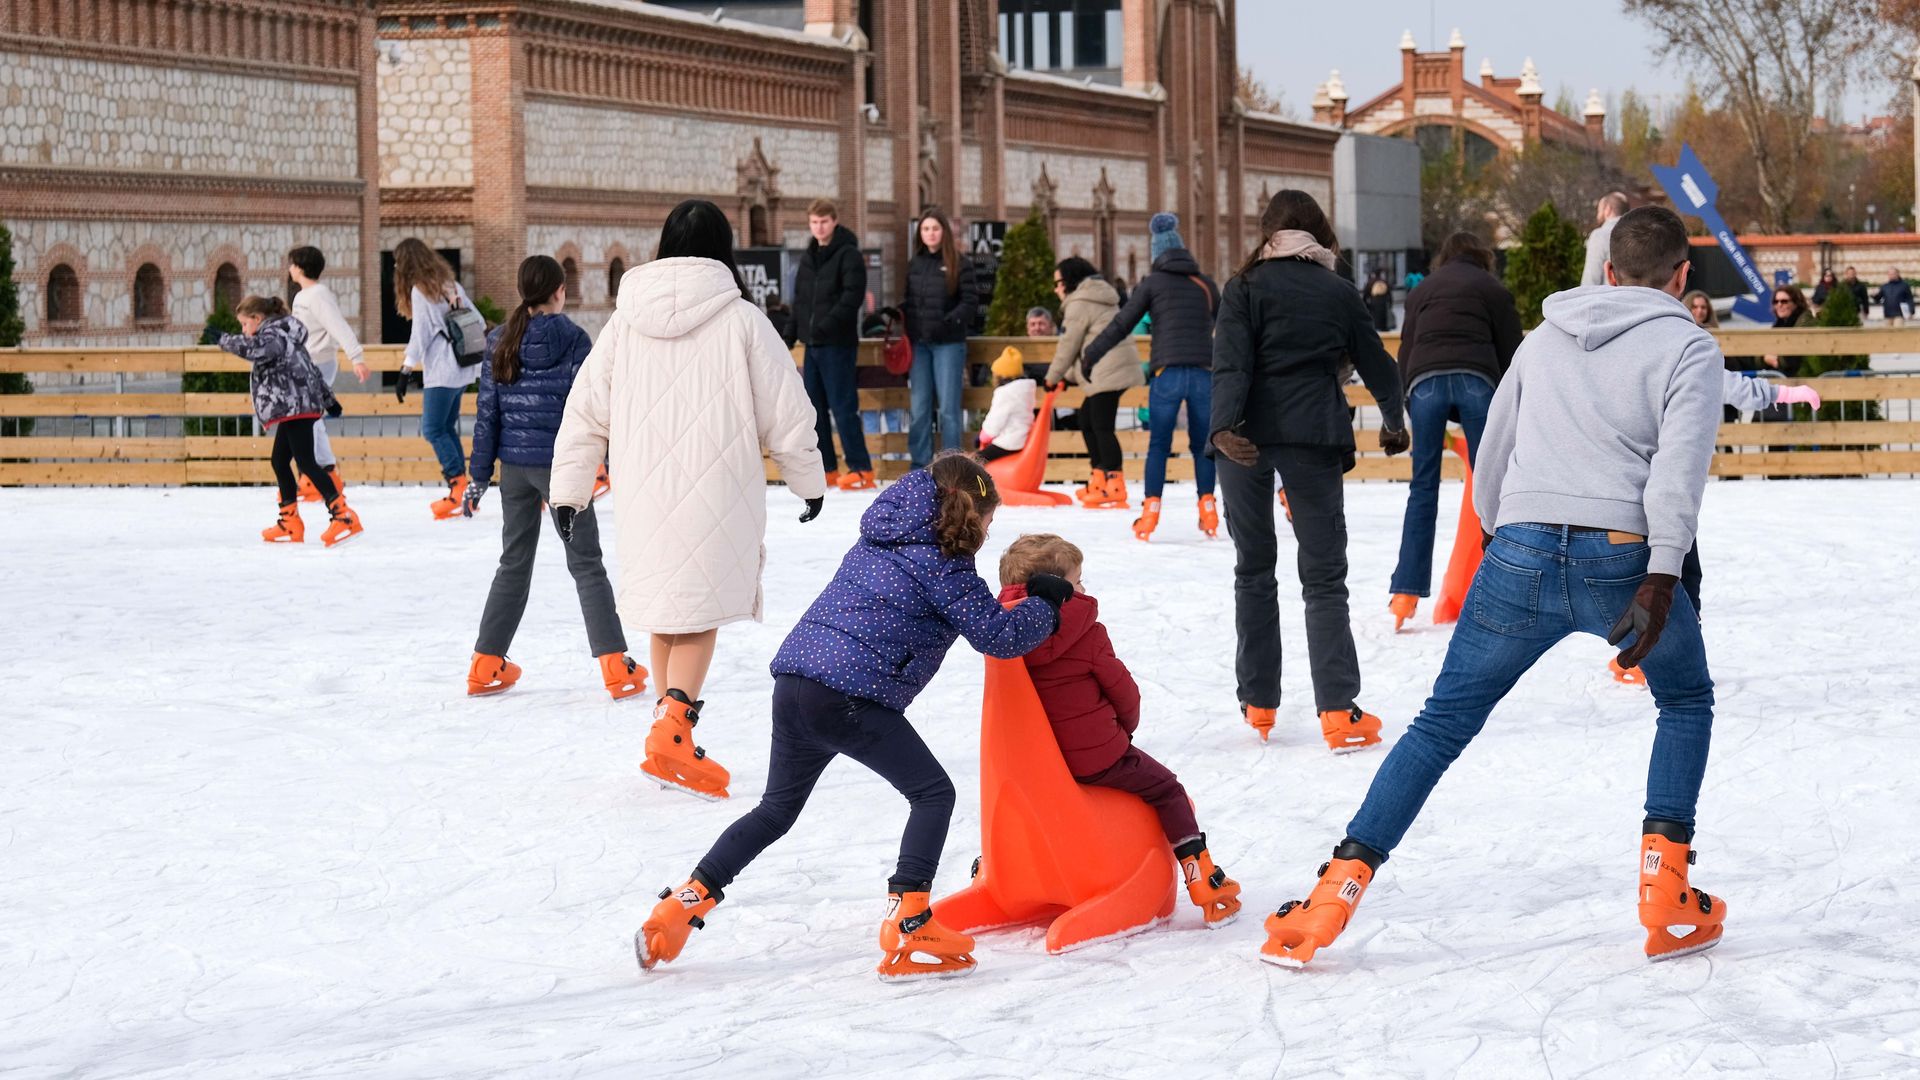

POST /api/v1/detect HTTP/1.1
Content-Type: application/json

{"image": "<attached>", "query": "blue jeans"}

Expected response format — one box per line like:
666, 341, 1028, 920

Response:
1347, 524, 1715, 857
802, 344, 870, 473
1390, 373, 1494, 596
420, 386, 467, 480
1145, 365, 1214, 497
908, 341, 967, 467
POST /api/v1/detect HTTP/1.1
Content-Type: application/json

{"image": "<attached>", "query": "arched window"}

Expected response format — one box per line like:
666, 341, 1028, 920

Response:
213, 262, 243, 310
133, 263, 166, 325
561, 257, 581, 303
46, 264, 81, 325
607, 257, 626, 301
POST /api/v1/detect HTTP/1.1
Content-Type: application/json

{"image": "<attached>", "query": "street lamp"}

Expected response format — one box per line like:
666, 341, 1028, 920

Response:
1849, 182, 1857, 231
1867, 204, 1878, 233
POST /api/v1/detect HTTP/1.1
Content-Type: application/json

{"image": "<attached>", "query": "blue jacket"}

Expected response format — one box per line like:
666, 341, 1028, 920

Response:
470, 313, 594, 483
770, 469, 1057, 711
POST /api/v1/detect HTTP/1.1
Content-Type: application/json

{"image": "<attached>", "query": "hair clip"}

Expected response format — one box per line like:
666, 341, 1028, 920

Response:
975, 475, 987, 498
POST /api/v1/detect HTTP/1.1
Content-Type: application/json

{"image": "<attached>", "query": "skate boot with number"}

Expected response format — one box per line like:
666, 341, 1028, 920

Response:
1638, 821, 1727, 961
636, 876, 721, 973
1241, 703, 1276, 742
1175, 836, 1242, 927
1260, 839, 1381, 967
467, 653, 521, 696
599, 653, 647, 701
262, 501, 304, 543
1132, 497, 1162, 541
641, 689, 731, 800
876, 888, 976, 981
1197, 493, 1220, 538
1320, 705, 1383, 754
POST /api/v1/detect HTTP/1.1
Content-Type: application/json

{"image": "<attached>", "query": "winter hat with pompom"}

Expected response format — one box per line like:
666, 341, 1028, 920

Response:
990, 345, 1026, 379
1149, 212, 1185, 261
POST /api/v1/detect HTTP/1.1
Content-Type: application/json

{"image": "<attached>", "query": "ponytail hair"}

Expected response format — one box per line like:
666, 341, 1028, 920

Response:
493, 255, 567, 384
928, 450, 1001, 558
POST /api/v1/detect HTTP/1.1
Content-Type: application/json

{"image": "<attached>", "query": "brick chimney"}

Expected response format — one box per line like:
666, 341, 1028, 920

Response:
1326, 69, 1348, 127
1583, 87, 1607, 145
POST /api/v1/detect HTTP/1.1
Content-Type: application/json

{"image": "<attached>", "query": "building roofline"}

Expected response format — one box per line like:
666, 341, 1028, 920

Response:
1004, 67, 1164, 102
553, 0, 861, 51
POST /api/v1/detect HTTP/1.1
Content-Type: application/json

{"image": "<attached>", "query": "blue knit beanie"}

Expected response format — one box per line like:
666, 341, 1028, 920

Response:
1149, 211, 1184, 261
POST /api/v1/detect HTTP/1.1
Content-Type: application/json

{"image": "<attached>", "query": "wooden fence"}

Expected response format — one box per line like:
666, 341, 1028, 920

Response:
1, 328, 1917, 486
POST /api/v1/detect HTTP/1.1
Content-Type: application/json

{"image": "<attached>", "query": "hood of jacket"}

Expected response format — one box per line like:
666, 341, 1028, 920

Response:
996, 583, 1097, 663
1539, 284, 1697, 352
810, 224, 859, 263
859, 468, 940, 547
510, 313, 577, 373
1067, 277, 1120, 309
261, 314, 308, 351
1150, 248, 1201, 276
619, 257, 743, 339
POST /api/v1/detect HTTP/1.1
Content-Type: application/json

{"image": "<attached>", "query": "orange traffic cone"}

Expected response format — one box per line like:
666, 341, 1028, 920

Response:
1432, 433, 1482, 625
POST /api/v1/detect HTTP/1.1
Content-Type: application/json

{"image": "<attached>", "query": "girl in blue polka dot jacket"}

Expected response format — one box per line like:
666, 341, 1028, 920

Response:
636, 451, 1076, 981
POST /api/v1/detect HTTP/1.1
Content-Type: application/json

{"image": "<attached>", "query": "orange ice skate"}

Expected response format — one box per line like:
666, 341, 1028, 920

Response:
599, 653, 647, 701
1175, 837, 1242, 927
636, 877, 721, 973
1260, 842, 1380, 967
320, 496, 363, 547
592, 463, 611, 502
431, 475, 469, 520
1132, 496, 1161, 541
1087, 470, 1130, 510
468, 653, 521, 696
877, 890, 976, 981
1390, 593, 1419, 632
262, 502, 304, 543
837, 470, 877, 491
1197, 493, 1219, 538
1074, 469, 1107, 504
297, 474, 322, 503
641, 690, 731, 800
1638, 823, 1727, 961
1321, 705, 1383, 753
1241, 704, 1276, 742
1609, 656, 1647, 686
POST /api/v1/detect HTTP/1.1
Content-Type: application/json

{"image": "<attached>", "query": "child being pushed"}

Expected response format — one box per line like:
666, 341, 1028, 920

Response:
997, 534, 1242, 927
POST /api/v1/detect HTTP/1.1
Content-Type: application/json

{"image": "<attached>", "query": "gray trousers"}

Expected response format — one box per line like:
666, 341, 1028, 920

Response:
1217, 444, 1362, 713
474, 463, 627, 658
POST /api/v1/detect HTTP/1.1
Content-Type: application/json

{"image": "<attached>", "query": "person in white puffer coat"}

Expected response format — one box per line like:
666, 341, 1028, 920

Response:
551, 199, 827, 801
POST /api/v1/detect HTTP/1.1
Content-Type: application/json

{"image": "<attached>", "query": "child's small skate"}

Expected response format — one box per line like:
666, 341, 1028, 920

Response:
598, 653, 647, 701
1320, 705, 1382, 753
1260, 841, 1380, 967
320, 496, 362, 547
641, 690, 731, 799
877, 890, 976, 981
262, 501, 304, 543
1638, 822, 1727, 961
1175, 836, 1242, 927
636, 877, 720, 973
1240, 703, 1276, 742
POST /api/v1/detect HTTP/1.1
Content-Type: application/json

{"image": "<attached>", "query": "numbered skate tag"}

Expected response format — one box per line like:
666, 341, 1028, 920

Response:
1643, 850, 1663, 875
675, 886, 703, 907
1339, 878, 1364, 904
883, 895, 901, 920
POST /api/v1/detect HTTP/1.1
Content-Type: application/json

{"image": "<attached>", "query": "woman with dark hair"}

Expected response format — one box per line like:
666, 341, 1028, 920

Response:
551, 199, 827, 801
1809, 268, 1839, 309
900, 206, 978, 467
1211, 189, 1408, 752
1384, 230, 1523, 630
1044, 255, 1144, 508
1762, 284, 1810, 376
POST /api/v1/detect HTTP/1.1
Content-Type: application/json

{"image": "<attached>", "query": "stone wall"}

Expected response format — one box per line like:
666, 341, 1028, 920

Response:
962, 143, 984, 208
9, 219, 361, 346
376, 38, 472, 188
524, 100, 840, 198
0, 51, 358, 179
1004, 148, 1148, 212
1245, 171, 1334, 217
865, 135, 895, 204
524, 223, 663, 336
1460, 97, 1524, 149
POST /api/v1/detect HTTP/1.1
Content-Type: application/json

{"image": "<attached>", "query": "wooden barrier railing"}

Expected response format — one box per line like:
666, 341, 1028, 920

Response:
2, 329, 1916, 485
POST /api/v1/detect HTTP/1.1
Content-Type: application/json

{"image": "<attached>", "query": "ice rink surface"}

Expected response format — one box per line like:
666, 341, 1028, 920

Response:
3, 479, 1918, 1079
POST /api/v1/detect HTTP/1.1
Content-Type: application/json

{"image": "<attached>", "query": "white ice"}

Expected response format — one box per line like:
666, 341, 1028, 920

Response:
3, 480, 1918, 1079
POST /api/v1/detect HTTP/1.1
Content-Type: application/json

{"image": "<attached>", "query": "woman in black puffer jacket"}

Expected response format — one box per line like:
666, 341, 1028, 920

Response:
899, 206, 978, 468
1210, 189, 1408, 752
463, 254, 642, 703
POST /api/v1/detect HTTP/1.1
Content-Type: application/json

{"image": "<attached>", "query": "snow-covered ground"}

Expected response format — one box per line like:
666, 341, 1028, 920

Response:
3, 479, 1918, 1079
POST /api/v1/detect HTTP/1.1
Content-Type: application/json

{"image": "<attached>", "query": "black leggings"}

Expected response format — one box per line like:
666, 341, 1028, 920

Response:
1079, 390, 1123, 471
978, 444, 1017, 462
270, 418, 338, 506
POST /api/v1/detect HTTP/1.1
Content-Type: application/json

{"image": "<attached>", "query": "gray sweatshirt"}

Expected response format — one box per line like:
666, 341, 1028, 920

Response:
1473, 285, 1724, 577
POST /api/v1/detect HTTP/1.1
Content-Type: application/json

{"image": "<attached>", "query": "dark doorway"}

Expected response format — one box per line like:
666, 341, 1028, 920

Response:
379, 247, 463, 344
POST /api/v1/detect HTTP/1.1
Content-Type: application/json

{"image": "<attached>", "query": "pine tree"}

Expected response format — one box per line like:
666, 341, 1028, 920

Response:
1801, 279, 1875, 422
985, 211, 1059, 336
1503, 200, 1585, 329
0, 224, 30, 435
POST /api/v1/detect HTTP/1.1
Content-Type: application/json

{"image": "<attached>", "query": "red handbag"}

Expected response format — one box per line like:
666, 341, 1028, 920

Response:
882, 311, 913, 376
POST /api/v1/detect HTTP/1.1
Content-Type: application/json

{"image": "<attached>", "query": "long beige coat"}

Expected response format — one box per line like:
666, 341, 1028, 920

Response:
1045, 278, 1145, 395
552, 257, 826, 633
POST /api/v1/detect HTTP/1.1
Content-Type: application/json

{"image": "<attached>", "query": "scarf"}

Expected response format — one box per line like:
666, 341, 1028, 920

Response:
1259, 229, 1337, 272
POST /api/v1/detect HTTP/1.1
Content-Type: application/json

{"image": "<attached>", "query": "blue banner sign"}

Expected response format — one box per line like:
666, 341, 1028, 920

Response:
1650, 144, 1771, 323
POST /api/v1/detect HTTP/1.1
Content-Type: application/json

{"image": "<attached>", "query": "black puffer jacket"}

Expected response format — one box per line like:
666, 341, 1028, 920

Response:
900, 250, 977, 345
1396, 261, 1523, 390
469, 313, 594, 484
218, 315, 334, 427
1085, 247, 1218, 370
1211, 257, 1406, 458
791, 224, 866, 347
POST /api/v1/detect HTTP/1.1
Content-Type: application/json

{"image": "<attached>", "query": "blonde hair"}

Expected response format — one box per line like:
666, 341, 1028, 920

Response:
392, 237, 455, 318
998, 533, 1083, 587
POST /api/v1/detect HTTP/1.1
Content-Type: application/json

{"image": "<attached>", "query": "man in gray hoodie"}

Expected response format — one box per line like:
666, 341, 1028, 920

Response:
1260, 206, 1730, 969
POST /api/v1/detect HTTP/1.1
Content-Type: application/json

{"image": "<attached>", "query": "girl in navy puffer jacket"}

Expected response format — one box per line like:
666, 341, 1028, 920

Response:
463, 256, 644, 703
636, 452, 1073, 982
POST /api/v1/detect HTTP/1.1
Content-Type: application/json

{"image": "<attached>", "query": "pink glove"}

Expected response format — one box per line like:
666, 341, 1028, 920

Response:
1775, 385, 1822, 408
977, 431, 992, 448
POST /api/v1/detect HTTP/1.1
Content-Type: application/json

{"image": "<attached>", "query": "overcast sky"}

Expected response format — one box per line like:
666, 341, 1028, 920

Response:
1237, 0, 1890, 130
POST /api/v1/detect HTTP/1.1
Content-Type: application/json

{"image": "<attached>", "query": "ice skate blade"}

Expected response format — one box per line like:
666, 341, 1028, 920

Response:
466, 683, 514, 697
1327, 741, 1380, 756
634, 929, 658, 973
640, 761, 729, 801
1202, 909, 1241, 930
322, 531, 361, 548
1258, 950, 1308, 969
1646, 928, 1723, 962
876, 957, 976, 982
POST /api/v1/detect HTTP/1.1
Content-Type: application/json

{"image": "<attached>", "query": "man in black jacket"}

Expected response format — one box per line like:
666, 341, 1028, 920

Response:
792, 198, 872, 488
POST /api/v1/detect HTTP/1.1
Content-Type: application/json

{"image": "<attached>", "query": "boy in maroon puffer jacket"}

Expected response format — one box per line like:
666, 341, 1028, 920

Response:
996, 533, 1243, 927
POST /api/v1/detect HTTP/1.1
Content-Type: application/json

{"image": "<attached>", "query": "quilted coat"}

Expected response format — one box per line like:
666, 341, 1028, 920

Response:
770, 469, 1057, 711
1083, 247, 1219, 372
900, 251, 978, 345
1045, 278, 1145, 395
218, 315, 334, 428
469, 313, 594, 485
997, 583, 1139, 777
550, 257, 827, 633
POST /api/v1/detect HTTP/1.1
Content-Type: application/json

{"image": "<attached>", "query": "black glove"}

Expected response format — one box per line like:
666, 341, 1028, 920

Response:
1379, 426, 1410, 456
1026, 572, 1075, 610
1608, 572, 1679, 670
554, 505, 577, 545
1080, 355, 1096, 381
1481, 529, 1495, 551
395, 369, 421, 403
462, 479, 487, 518
799, 496, 823, 524
325, 392, 344, 419
1211, 429, 1261, 467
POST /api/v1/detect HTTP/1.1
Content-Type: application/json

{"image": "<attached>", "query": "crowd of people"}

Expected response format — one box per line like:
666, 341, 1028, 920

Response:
222, 182, 1817, 983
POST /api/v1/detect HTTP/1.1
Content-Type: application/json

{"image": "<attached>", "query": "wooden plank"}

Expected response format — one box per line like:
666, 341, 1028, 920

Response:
1714, 421, 1920, 446
0, 394, 210, 416
180, 344, 408, 374
184, 458, 451, 484
0, 461, 186, 485
1713, 327, 1920, 356
0, 349, 190, 374
183, 435, 469, 459
1711, 450, 1920, 476
0, 437, 185, 459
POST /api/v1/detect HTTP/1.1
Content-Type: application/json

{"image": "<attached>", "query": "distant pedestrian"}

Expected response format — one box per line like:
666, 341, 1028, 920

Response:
1581, 191, 1630, 287
1878, 269, 1914, 326
900, 206, 978, 467
793, 198, 875, 490
1045, 256, 1143, 510
287, 245, 366, 504
392, 237, 480, 520
1841, 266, 1870, 312
1364, 271, 1394, 331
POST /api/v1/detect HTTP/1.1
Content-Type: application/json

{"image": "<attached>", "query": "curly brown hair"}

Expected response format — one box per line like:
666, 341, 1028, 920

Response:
928, 451, 1000, 558
997, 533, 1083, 587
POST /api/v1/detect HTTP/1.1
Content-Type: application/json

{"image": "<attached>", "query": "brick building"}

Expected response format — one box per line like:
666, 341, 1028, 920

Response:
4, 0, 1339, 345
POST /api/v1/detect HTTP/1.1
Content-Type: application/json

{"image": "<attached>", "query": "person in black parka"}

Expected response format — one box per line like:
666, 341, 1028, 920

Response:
900, 206, 978, 468
1084, 211, 1220, 539
791, 198, 873, 488
1210, 189, 1408, 751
